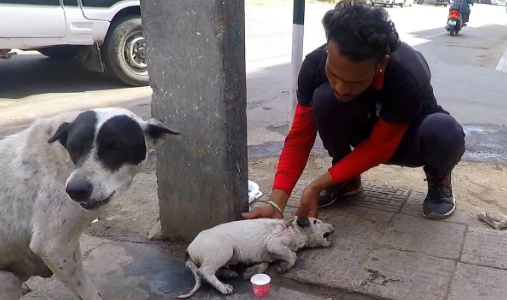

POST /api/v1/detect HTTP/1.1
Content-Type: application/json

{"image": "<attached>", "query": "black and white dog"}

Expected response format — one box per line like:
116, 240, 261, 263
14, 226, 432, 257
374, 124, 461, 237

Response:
0, 108, 180, 300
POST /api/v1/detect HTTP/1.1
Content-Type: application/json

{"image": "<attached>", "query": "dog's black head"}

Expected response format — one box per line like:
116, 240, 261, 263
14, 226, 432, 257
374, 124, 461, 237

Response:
48, 108, 180, 210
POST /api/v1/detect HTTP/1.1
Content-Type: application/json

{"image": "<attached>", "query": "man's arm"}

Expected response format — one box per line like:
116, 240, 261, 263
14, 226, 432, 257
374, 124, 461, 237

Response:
272, 104, 317, 196
242, 47, 325, 219
242, 105, 317, 219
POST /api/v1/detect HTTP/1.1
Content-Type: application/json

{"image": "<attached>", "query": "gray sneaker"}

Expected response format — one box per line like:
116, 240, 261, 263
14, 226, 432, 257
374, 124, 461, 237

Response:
423, 172, 456, 219
318, 176, 363, 208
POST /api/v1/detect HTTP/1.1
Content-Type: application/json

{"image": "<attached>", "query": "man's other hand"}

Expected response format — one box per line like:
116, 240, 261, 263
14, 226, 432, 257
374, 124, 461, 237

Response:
295, 187, 320, 218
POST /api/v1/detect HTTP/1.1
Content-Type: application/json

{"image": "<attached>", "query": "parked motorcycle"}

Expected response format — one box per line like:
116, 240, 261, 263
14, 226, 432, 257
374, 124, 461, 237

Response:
445, 9, 463, 36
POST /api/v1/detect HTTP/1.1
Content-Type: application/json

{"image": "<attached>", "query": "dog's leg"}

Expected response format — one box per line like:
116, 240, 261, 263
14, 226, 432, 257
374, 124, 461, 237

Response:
216, 268, 239, 279
197, 264, 235, 296
266, 243, 297, 273
243, 262, 269, 280
0, 271, 23, 300
31, 240, 103, 300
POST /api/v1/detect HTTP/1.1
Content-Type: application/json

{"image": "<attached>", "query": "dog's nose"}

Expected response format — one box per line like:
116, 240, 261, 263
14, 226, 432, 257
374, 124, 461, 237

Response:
66, 180, 93, 202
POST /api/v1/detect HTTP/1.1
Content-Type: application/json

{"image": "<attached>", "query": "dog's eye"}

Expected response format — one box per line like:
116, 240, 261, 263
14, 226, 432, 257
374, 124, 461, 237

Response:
313, 220, 317, 225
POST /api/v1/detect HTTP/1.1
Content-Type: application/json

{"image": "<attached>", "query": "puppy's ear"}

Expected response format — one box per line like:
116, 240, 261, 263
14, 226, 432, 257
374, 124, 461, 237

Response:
48, 122, 71, 147
296, 216, 311, 228
145, 119, 181, 148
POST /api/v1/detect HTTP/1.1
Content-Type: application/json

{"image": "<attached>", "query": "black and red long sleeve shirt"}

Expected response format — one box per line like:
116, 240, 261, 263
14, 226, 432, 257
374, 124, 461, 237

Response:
273, 42, 446, 196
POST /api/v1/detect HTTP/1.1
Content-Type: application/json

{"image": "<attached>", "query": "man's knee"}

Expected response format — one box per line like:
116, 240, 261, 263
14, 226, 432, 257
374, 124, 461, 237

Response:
311, 82, 340, 123
420, 113, 465, 157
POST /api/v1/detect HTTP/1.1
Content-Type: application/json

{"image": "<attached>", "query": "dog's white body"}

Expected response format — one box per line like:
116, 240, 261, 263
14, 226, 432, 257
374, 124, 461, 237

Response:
178, 217, 335, 298
0, 108, 179, 300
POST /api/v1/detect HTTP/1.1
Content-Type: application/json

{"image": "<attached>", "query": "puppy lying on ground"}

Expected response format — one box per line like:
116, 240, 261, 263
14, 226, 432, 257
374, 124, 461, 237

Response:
178, 216, 335, 298
0, 108, 180, 300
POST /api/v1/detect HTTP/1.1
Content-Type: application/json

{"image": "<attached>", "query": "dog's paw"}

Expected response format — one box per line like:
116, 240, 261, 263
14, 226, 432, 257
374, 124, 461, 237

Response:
219, 284, 235, 295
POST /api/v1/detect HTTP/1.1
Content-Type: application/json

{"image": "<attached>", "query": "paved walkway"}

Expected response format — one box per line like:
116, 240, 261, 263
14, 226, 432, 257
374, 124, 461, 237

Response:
279, 182, 507, 300
23, 182, 507, 300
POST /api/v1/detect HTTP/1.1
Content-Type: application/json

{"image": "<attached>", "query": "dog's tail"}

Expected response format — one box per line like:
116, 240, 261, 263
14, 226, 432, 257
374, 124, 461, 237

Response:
177, 259, 201, 299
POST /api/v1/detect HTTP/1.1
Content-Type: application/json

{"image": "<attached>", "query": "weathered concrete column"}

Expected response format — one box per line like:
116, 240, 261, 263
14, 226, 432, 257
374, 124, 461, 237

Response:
141, 0, 248, 241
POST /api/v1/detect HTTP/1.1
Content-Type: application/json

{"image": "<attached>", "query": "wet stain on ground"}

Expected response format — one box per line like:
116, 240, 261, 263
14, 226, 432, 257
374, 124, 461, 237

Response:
462, 124, 507, 164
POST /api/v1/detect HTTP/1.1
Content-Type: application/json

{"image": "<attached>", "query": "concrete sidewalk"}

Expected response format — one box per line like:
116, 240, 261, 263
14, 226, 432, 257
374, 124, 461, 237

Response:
23, 182, 507, 300
280, 182, 507, 300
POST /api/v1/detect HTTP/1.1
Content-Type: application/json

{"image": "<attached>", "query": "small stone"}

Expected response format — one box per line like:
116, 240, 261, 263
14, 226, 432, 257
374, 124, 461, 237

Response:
477, 211, 507, 230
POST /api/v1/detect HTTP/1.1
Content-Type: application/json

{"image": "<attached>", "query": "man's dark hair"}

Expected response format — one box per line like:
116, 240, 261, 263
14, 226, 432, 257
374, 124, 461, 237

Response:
322, 0, 400, 62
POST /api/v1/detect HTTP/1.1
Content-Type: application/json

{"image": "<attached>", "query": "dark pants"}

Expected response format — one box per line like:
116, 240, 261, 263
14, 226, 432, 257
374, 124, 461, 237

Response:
311, 83, 466, 181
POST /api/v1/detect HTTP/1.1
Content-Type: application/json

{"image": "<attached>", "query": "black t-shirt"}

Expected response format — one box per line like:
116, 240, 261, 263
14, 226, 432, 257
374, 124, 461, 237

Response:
297, 42, 447, 125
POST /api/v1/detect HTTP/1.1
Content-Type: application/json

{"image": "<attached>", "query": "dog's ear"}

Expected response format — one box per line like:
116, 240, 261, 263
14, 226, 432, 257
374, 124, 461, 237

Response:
145, 119, 181, 148
48, 122, 71, 147
296, 216, 311, 228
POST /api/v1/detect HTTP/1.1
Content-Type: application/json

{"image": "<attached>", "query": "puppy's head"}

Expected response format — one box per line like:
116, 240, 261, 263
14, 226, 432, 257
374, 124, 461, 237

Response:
293, 216, 335, 248
48, 108, 180, 211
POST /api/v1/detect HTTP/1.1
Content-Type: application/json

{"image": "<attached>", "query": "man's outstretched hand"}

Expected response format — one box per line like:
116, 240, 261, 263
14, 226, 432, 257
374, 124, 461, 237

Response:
242, 189, 289, 219
241, 203, 283, 219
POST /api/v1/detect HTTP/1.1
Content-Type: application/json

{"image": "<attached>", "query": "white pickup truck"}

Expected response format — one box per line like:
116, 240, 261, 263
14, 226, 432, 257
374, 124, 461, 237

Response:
0, 0, 147, 86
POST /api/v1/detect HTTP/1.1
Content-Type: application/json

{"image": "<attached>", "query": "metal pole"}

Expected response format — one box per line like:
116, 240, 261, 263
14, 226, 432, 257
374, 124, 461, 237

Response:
289, 0, 305, 130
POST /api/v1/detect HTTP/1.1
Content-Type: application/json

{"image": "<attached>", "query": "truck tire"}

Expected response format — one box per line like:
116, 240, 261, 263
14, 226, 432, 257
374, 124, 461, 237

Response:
38, 46, 78, 59
102, 15, 148, 87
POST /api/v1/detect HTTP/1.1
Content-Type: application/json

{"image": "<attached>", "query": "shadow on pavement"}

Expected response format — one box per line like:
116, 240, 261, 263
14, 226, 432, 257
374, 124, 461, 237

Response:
0, 52, 127, 99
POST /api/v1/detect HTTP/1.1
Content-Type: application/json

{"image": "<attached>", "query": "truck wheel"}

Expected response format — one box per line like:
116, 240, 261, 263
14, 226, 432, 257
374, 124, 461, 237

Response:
102, 15, 148, 87
38, 46, 78, 59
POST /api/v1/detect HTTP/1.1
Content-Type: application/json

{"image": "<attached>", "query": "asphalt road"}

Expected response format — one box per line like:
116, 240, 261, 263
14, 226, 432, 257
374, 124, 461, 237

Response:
0, 3, 506, 161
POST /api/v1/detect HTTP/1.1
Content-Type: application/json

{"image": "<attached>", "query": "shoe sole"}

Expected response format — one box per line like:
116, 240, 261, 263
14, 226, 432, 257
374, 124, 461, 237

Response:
318, 184, 364, 209
423, 197, 456, 219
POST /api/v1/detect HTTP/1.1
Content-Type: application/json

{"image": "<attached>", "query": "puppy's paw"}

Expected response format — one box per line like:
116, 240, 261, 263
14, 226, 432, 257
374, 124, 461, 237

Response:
243, 269, 256, 280
276, 263, 293, 274
217, 269, 239, 279
219, 284, 235, 295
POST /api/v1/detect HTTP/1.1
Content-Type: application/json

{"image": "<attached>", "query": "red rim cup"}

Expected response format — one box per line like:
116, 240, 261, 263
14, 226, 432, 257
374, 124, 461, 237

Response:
250, 273, 271, 297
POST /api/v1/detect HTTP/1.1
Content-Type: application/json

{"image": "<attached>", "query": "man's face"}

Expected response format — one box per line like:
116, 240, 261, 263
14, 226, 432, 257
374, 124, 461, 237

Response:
325, 40, 382, 102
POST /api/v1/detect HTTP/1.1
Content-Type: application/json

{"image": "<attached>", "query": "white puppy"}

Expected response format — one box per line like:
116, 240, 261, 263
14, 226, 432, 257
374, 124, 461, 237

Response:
178, 216, 335, 298
0, 108, 180, 300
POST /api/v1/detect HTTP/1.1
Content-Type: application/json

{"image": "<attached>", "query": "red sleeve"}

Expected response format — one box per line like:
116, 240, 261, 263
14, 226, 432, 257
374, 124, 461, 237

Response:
272, 104, 317, 195
328, 118, 409, 184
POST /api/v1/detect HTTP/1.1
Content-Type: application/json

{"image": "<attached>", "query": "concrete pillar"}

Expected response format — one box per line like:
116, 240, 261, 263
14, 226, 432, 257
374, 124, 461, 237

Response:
141, 0, 248, 241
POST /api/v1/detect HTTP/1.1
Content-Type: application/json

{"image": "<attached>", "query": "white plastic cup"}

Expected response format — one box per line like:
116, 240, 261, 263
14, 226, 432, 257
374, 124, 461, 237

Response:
248, 180, 263, 204
250, 273, 271, 297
